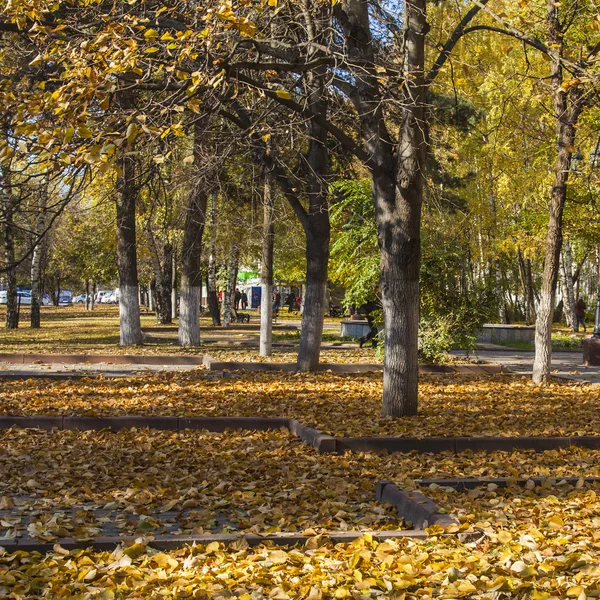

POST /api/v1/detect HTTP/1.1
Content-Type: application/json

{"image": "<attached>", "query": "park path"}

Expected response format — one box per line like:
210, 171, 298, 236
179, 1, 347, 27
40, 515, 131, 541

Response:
453, 343, 599, 385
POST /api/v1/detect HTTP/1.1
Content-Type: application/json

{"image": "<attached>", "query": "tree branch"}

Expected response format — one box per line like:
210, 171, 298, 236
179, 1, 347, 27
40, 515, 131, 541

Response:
426, 0, 490, 85
231, 72, 377, 171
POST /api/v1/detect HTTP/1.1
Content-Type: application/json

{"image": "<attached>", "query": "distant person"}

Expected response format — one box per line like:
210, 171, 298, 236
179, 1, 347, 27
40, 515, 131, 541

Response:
241, 291, 248, 310
273, 289, 281, 310
286, 292, 296, 312
358, 299, 381, 348
234, 288, 241, 310
576, 297, 587, 332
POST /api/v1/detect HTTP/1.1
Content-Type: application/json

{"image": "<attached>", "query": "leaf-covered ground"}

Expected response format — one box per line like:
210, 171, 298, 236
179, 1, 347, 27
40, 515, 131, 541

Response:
0, 371, 598, 438
0, 306, 384, 362
1, 427, 600, 541
2, 432, 600, 598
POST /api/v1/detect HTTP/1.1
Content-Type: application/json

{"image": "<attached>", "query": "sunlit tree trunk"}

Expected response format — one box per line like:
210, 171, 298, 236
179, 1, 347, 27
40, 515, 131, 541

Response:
2, 164, 17, 329
207, 193, 221, 326
116, 150, 142, 345
178, 120, 209, 346
533, 3, 583, 383
30, 183, 47, 328
260, 173, 275, 356
563, 239, 576, 331
223, 242, 239, 328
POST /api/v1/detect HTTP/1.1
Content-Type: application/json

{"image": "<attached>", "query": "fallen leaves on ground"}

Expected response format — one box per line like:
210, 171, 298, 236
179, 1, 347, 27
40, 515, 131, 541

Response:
3, 503, 600, 598
1, 371, 599, 438
0, 429, 403, 540
2, 428, 600, 543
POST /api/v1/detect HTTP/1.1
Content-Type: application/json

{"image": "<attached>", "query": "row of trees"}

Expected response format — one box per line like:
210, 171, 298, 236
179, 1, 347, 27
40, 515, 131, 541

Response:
1, 0, 599, 416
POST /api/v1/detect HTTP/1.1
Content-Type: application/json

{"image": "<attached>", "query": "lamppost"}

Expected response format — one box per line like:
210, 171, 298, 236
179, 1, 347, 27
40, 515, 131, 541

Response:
583, 137, 600, 364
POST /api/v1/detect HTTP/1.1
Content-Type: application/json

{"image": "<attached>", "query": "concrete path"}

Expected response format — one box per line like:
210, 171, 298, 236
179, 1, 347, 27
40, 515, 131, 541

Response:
453, 345, 599, 384
0, 361, 199, 379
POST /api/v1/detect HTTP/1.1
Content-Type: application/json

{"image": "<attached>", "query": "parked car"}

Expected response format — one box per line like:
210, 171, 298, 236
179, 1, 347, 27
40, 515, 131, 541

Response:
95, 290, 112, 304
18, 291, 32, 305
107, 290, 119, 304
0, 290, 32, 305
73, 294, 87, 304
42, 293, 51, 306
58, 291, 73, 305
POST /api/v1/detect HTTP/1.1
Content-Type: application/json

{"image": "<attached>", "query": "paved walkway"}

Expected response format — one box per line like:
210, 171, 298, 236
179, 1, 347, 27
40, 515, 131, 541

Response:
0, 361, 199, 379
453, 344, 599, 384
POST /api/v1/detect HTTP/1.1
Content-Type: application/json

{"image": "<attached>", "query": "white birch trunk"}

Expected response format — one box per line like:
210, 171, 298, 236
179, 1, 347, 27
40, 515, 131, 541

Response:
260, 283, 273, 356
223, 242, 239, 328
119, 285, 142, 346
260, 174, 275, 356
178, 286, 201, 346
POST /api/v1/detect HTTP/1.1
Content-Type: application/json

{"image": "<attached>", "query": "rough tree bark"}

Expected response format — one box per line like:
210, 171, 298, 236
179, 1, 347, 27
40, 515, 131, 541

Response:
296, 65, 330, 371
85, 280, 91, 311
518, 250, 536, 325
495, 260, 509, 324
30, 182, 47, 328
222, 242, 239, 328
171, 250, 177, 320
532, 1, 583, 383
2, 164, 17, 329
146, 225, 173, 324
115, 149, 143, 345
338, 0, 427, 415
207, 193, 221, 326
260, 173, 275, 356
178, 121, 208, 347
562, 239, 576, 331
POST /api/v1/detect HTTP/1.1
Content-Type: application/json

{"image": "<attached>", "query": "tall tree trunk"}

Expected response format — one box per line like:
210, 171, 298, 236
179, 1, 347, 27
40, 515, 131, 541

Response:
260, 173, 275, 356
223, 242, 239, 328
145, 226, 173, 325
2, 165, 17, 329
30, 183, 47, 329
495, 260, 508, 324
148, 281, 155, 312
525, 258, 535, 325
560, 262, 572, 328
116, 150, 142, 345
171, 250, 177, 320
563, 239, 576, 331
207, 193, 221, 326
178, 123, 208, 346
178, 197, 206, 345
533, 2, 583, 383
85, 280, 91, 311
296, 37, 330, 371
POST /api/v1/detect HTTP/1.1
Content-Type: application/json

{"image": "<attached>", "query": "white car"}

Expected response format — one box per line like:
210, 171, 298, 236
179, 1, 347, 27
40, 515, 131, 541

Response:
95, 290, 113, 304
0, 290, 31, 304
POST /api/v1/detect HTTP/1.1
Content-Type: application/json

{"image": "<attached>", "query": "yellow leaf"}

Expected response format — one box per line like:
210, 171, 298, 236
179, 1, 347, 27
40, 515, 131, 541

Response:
144, 28, 158, 39
275, 90, 291, 100
269, 549, 289, 564
205, 541, 220, 554
126, 123, 138, 144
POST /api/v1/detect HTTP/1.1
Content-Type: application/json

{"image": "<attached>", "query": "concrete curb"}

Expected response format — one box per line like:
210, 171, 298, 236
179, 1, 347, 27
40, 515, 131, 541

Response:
377, 481, 458, 529
203, 362, 507, 375
288, 419, 338, 453
0, 416, 291, 433
0, 529, 428, 554
2, 416, 598, 455
416, 476, 600, 490
0, 353, 206, 366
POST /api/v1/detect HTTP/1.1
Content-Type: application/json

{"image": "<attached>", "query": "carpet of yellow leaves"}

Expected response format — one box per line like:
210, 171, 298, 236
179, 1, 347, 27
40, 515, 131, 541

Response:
1, 371, 598, 438
2, 434, 600, 598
